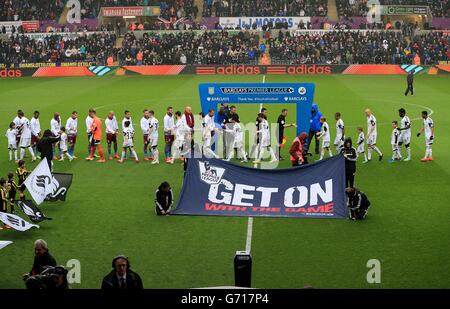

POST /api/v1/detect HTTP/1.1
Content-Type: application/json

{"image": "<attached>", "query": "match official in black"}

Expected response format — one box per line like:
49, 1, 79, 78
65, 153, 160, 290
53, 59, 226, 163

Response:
346, 188, 371, 220
277, 109, 296, 160
340, 137, 357, 188
405, 71, 414, 96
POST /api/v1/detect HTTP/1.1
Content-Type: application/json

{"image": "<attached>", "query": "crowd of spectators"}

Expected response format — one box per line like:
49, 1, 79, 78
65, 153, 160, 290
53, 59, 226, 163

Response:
0, 31, 116, 66
203, 0, 328, 17
117, 30, 261, 65
268, 30, 449, 65
336, 0, 449, 18
1, 29, 448, 66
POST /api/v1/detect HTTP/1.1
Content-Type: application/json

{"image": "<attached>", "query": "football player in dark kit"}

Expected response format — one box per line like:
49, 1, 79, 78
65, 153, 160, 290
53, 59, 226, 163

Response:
346, 187, 371, 220
405, 71, 414, 96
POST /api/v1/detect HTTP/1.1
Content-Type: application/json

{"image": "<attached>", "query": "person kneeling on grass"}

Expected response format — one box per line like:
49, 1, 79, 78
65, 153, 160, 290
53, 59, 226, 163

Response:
346, 187, 371, 220
155, 182, 173, 216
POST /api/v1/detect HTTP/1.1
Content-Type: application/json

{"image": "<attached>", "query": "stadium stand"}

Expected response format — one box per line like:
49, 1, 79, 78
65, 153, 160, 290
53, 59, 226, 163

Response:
268, 30, 449, 65
1, 29, 448, 66
0, 32, 117, 65
117, 30, 260, 65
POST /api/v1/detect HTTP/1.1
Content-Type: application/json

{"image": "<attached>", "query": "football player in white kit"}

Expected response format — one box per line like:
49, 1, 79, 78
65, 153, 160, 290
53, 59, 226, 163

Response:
397, 108, 411, 161
334, 112, 345, 153
105, 111, 119, 160
30, 111, 41, 158
6, 122, 18, 162
389, 121, 402, 162
19, 113, 36, 161
317, 117, 332, 160
168, 111, 190, 164
224, 114, 247, 162
58, 127, 73, 162
50, 112, 62, 159
202, 109, 220, 160
117, 120, 139, 163
356, 127, 367, 162
140, 110, 151, 161
253, 113, 277, 164
148, 110, 160, 164
65, 111, 78, 158
363, 109, 383, 163
417, 110, 435, 162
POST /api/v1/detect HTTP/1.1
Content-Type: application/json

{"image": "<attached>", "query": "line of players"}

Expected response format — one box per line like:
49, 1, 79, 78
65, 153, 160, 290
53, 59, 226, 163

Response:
5, 105, 435, 167
312, 108, 435, 164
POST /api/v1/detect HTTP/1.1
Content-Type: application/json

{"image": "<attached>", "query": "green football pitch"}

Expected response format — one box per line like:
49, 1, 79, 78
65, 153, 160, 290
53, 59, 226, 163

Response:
0, 74, 449, 289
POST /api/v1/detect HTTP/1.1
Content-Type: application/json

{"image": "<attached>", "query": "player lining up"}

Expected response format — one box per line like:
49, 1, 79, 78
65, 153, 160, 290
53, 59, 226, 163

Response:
148, 111, 159, 164
118, 120, 139, 163
317, 117, 332, 160
334, 112, 345, 154
390, 121, 402, 162
6, 122, 18, 162
105, 111, 119, 160
18, 112, 36, 161
364, 109, 383, 163
417, 110, 434, 162
397, 108, 411, 161
253, 112, 277, 164
168, 111, 190, 164
224, 114, 247, 162
356, 127, 367, 162
58, 127, 74, 162
202, 109, 220, 160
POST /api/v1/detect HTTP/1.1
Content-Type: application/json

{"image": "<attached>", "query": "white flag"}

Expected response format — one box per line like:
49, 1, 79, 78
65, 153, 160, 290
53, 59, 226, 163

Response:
24, 160, 53, 205
0, 241, 13, 250
0, 213, 39, 231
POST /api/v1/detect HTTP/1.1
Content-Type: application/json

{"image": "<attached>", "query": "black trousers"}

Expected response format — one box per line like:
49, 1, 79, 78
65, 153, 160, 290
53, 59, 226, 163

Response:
307, 130, 320, 154
405, 83, 414, 96
345, 169, 355, 188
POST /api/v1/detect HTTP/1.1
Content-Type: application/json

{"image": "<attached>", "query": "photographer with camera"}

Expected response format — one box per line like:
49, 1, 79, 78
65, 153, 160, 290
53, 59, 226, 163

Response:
24, 239, 57, 277
101, 255, 143, 290
24, 266, 69, 289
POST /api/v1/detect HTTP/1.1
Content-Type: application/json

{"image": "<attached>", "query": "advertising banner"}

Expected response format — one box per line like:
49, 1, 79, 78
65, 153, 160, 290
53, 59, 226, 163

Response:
172, 156, 347, 219
101, 6, 160, 17
218, 17, 311, 29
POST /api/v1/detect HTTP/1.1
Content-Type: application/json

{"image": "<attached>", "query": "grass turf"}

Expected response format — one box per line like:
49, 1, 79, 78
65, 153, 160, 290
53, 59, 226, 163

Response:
0, 74, 449, 288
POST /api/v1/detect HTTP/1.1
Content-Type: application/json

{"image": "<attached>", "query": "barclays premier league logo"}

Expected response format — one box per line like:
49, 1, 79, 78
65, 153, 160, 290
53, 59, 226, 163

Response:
199, 161, 225, 185
298, 87, 307, 95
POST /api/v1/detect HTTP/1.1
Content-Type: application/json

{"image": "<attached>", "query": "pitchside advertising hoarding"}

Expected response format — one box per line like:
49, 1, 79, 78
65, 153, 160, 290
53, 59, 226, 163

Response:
218, 17, 311, 29
172, 156, 347, 219
1, 65, 449, 78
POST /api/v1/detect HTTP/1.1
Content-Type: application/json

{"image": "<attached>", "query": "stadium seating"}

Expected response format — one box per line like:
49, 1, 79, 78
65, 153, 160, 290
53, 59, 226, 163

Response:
1, 30, 448, 66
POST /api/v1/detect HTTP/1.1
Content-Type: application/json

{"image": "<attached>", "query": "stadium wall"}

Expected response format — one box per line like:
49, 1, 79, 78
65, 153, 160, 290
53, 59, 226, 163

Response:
0, 64, 449, 78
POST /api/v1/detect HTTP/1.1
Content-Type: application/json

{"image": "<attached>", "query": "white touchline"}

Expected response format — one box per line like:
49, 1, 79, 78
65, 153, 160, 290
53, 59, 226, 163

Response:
245, 217, 254, 253
244, 75, 266, 253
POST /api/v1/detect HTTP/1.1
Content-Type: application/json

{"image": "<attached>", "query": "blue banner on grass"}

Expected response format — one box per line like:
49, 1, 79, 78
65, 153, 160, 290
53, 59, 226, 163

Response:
172, 156, 347, 219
